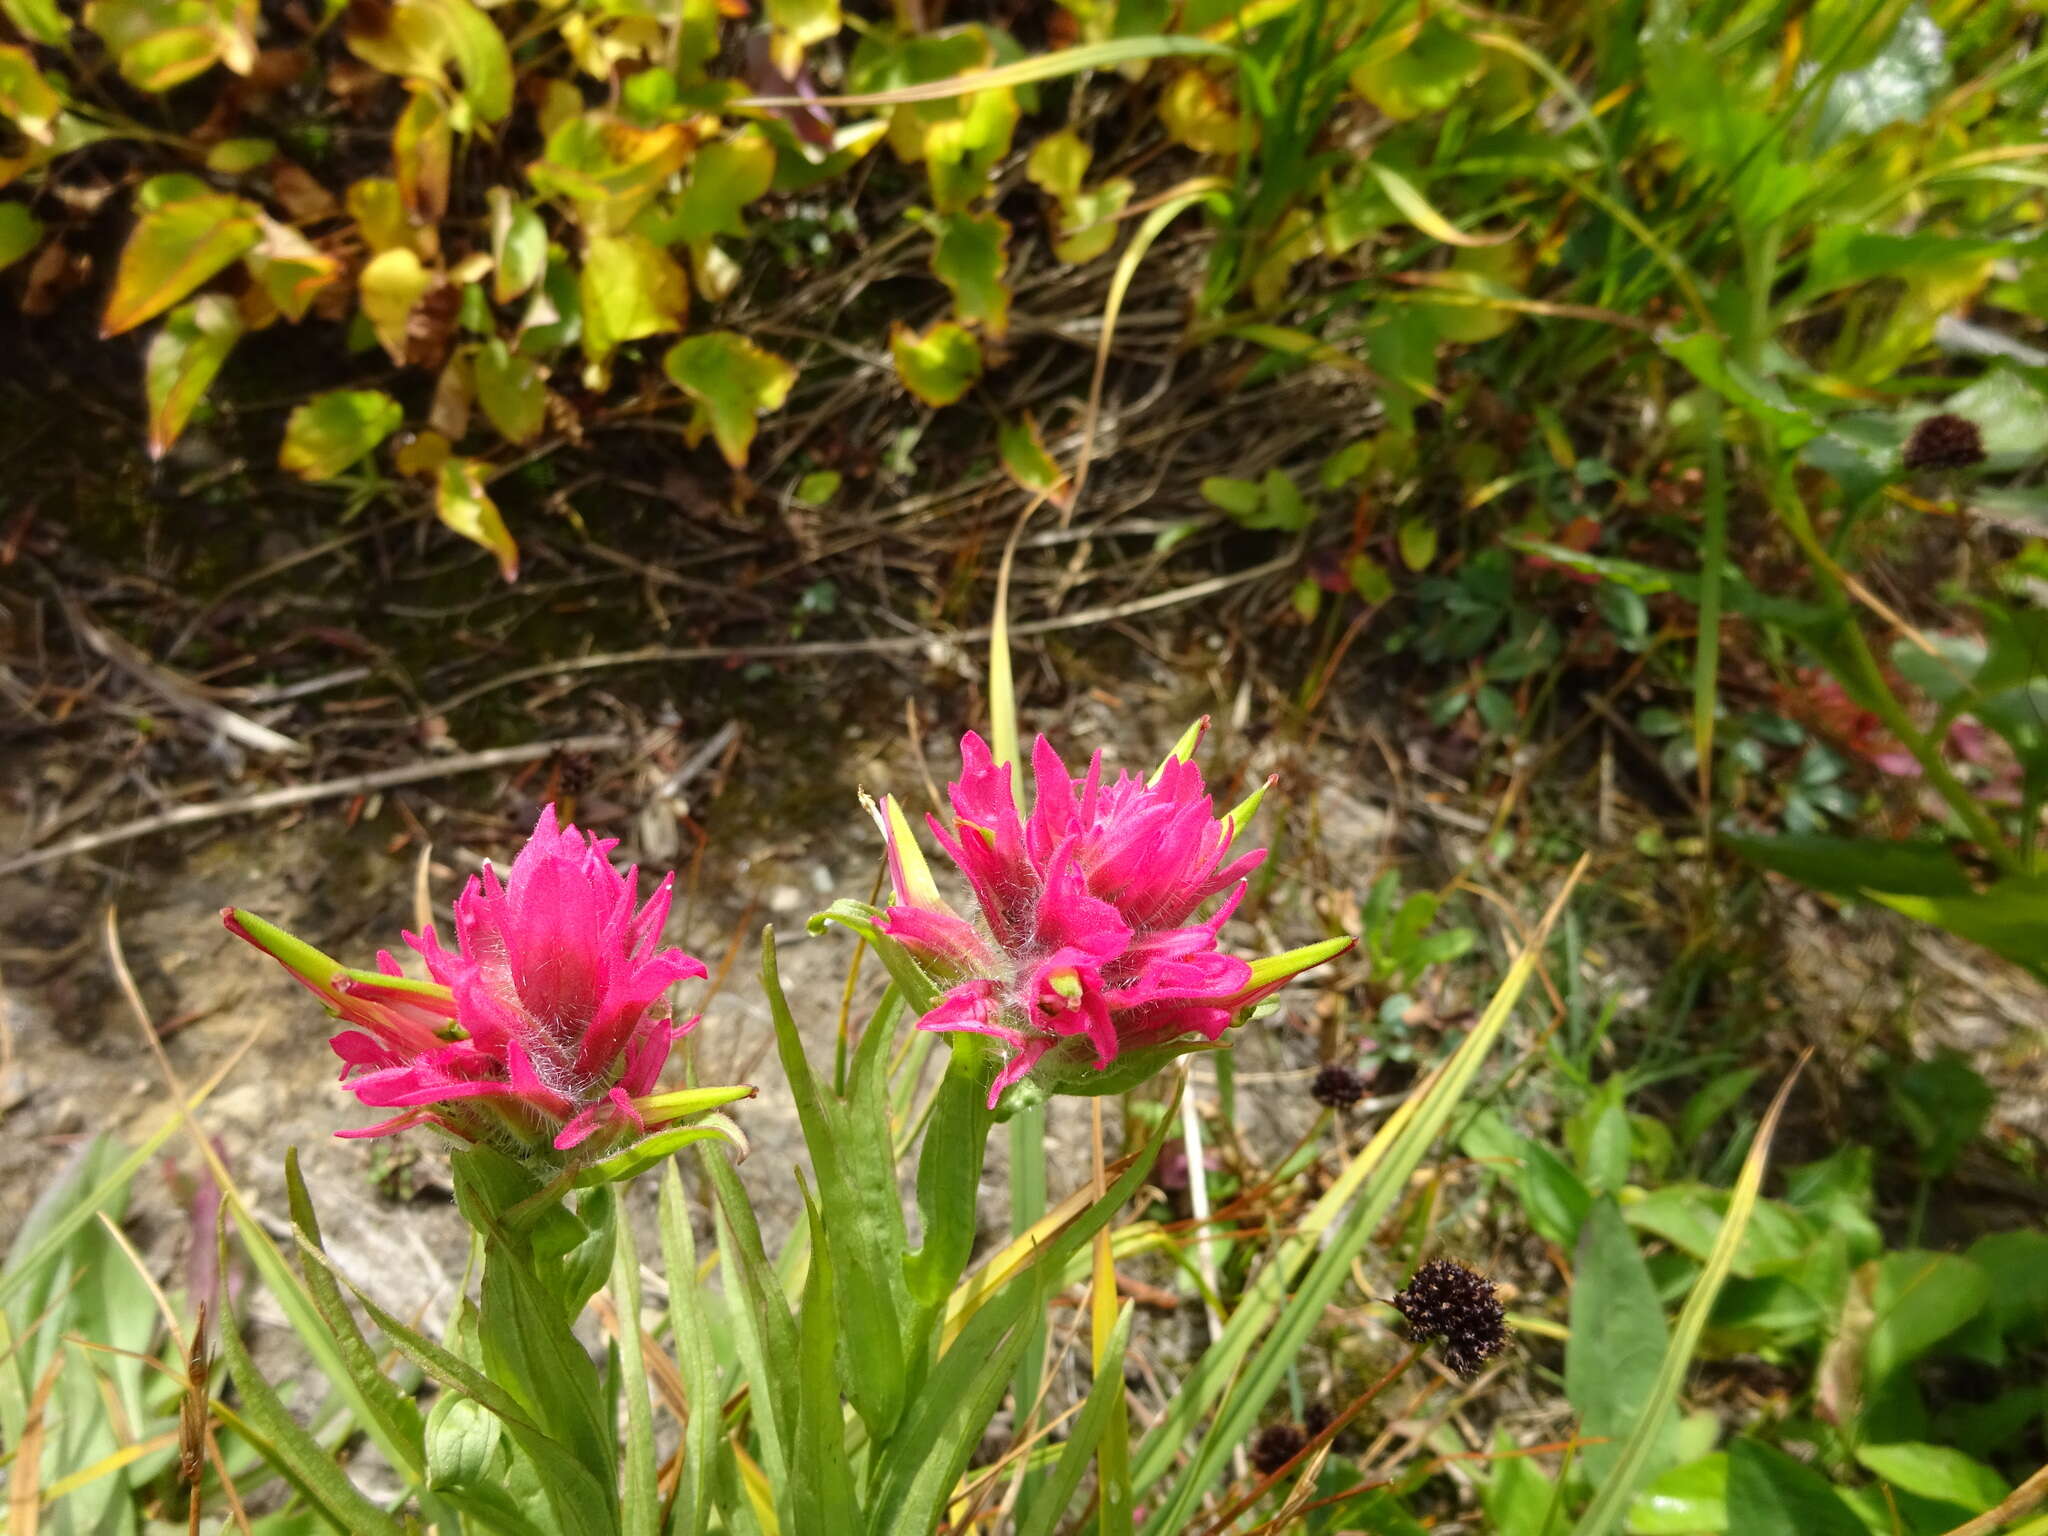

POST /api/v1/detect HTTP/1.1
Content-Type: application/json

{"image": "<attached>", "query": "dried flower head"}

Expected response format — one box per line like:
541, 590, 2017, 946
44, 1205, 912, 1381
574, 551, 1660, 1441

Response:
871, 725, 1351, 1109
227, 806, 742, 1157
1249, 1421, 1307, 1476
1302, 1401, 1335, 1440
1310, 1062, 1365, 1109
1902, 413, 1986, 472
1391, 1258, 1509, 1378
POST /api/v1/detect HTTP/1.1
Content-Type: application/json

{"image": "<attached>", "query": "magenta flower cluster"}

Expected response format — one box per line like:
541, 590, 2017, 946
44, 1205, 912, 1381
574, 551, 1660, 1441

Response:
877, 728, 1344, 1106
226, 807, 705, 1152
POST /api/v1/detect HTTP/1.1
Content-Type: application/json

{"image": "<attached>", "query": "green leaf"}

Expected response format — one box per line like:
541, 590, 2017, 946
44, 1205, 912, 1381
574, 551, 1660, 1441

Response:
102, 185, 261, 336
278, 389, 403, 480
1398, 516, 1438, 571
667, 129, 776, 245
1200, 475, 1262, 517
437, 457, 520, 580
1461, 1111, 1591, 1250
890, 319, 982, 407
930, 208, 1011, 336
346, 0, 511, 122
610, 1216, 660, 1536
0, 44, 61, 143
488, 188, 547, 304
0, 0, 65, 47
144, 294, 242, 459
1365, 161, 1510, 249
215, 1233, 412, 1536
657, 1165, 719, 1536
580, 232, 687, 379
0, 200, 42, 270
1855, 1442, 2007, 1515
1866, 1251, 1988, 1385
661, 331, 798, 468
532, 116, 692, 234
788, 1181, 861, 1534
1722, 1440, 1865, 1536
1568, 1198, 1675, 1486
1628, 1454, 1727, 1535
699, 1140, 799, 1487
998, 411, 1069, 502
1722, 831, 1977, 900
475, 339, 548, 444
282, 1152, 429, 1484
1349, 14, 1483, 120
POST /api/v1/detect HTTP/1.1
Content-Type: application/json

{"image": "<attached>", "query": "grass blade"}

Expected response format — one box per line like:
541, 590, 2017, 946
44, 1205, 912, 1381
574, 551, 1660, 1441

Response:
612, 1213, 661, 1536
1135, 860, 1586, 1532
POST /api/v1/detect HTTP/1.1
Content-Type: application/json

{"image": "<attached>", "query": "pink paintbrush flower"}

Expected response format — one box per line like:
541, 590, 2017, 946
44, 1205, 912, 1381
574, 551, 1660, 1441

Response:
226, 806, 724, 1154
874, 725, 1350, 1108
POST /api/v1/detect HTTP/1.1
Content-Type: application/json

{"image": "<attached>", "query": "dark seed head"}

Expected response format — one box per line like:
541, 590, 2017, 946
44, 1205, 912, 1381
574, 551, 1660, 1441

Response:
1391, 1258, 1509, 1378
1249, 1421, 1308, 1476
1902, 413, 1986, 472
1310, 1063, 1365, 1110
1302, 1400, 1335, 1439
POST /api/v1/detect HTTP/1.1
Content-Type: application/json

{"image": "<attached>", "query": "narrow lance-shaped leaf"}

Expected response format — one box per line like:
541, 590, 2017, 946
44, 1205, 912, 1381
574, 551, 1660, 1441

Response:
102, 184, 261, 336
437, 457, 520, 581
145, 296, 243, 459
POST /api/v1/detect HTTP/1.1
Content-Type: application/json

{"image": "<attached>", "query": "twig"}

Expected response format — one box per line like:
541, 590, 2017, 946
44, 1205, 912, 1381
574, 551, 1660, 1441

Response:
425, 554, 1299, 718
0, 733, 628, 878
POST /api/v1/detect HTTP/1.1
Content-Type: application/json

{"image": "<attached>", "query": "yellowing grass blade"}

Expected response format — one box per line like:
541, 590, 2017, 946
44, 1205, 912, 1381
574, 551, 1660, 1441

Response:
1569, 1052, 1811, 1536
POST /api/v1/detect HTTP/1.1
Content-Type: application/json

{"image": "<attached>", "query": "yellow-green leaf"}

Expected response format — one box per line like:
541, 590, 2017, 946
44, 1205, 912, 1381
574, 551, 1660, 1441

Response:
346, 177, 419, 256
0, 200, 42, 270
579, 232, 686, 379
487, 187, 546, 303
921, 86, 1017, 211
998, 412, 1068, 503
145, 294, 242, 458
530, 115, 692, 235
1025, 128, 1090, 200
346, 0, 510, 122
279, 389, 403, 480
890, 319, 981, 407
1350, 14, 1484, 121
0, 44, 62, 144
662, 330, 797, 467
1398, 515, 1438, 571
766, 0, 838, 54
436, 457, 518, 579
102, 185, 261, 336
118, 25, 222, 91
393, 80, 451, 222
930, 209, 1010, 336
474, 338, 547, 444
667, 129, 775, 246
1, 0, 66, 47
1158, 67, 1243, 156
246, 215, 339, 322
205, 136, 276, 173
1053, 177, 1131, 265
359, 246, 434, 363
